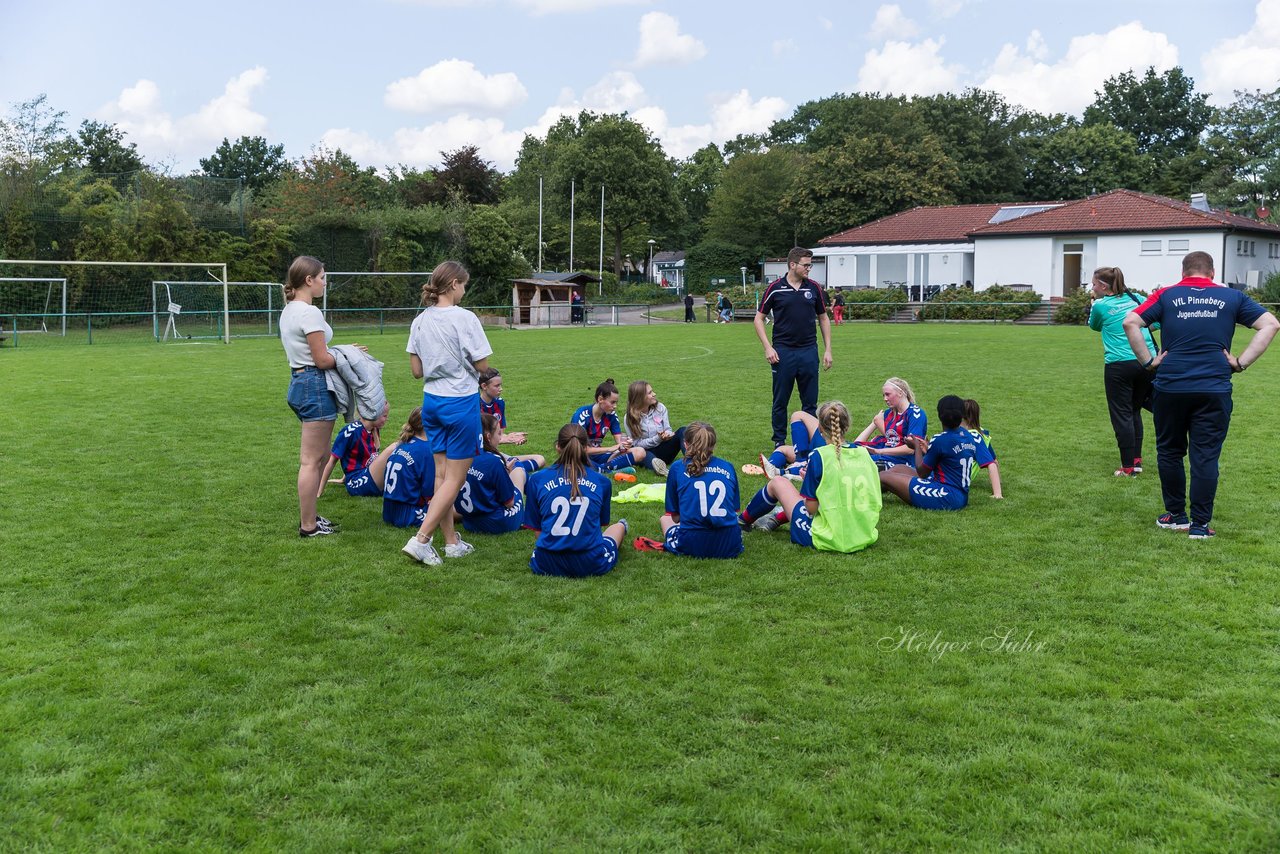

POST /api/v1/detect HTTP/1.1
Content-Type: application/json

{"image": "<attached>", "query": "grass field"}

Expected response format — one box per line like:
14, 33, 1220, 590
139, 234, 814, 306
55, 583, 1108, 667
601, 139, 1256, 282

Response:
3, 321, 1279, 850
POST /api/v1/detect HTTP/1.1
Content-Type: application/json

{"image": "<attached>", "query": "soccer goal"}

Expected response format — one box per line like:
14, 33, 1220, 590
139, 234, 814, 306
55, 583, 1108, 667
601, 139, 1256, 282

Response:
152, 280, 281, 341
0, 277, 69, 336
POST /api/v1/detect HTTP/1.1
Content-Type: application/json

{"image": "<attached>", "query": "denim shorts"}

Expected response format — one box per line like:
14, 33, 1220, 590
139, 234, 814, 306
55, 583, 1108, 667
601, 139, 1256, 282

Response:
287, 366, 338, 422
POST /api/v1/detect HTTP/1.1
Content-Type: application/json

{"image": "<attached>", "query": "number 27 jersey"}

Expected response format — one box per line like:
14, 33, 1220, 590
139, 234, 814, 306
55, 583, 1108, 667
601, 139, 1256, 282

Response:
523, 465, 613, 552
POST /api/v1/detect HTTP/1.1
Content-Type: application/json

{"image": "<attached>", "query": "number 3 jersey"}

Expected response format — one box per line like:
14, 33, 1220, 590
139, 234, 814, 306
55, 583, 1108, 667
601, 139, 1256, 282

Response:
664, 456, 741, 531
523, 464, 613, 551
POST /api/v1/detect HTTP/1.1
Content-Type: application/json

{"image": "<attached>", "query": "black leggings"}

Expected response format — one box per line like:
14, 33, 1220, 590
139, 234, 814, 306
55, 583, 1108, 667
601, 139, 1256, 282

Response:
1103, 360, 1152, 468
648, 426, 687, 465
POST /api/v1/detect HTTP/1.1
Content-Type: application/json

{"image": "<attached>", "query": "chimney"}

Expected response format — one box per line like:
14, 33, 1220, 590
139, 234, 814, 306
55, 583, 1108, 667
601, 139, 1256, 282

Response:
1190, 192, 1210, 212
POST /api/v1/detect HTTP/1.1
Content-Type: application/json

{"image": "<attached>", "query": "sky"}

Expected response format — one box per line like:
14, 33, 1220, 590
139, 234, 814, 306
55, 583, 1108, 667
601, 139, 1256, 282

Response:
3, 0, 1278, 175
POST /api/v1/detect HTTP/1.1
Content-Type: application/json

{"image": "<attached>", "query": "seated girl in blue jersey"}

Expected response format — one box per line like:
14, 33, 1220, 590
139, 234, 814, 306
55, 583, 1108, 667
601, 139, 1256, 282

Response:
635, 421, 743, 558
382, 407, 436, 528
572, 378, 649, 473
478, 368, 543, 474
878, 395, 979, 511
962, 398, 1003, 499
853, 377, 928, 470
523, 423, 629, 577
454, 413, 535, 535
738, 401, 882, 553
317, 401, 391, 498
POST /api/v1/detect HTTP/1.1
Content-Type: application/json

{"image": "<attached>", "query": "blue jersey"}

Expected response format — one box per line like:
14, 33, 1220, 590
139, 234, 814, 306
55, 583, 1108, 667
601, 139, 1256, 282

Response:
665, 456, 741, 531
1136, 278, 1267, 393
480, 396, 506, 428
572, 404, 621, 447
862, 404, 927, 450
921, 428, 978, 492
457, 452, 518, 520
382, 436, 435, 510
330, 421, 377, 475
524, 465, 612, 552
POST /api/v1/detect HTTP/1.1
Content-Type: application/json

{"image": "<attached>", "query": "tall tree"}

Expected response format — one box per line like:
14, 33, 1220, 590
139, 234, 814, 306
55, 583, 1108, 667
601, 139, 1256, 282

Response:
1023, 123, 1150, 201
199, 135, 290, 192
0, 94, 68, 168
703, 147, 802, 259
912, 89, 1035, 202
67, 120, 145, 175
1201, 88, 1280, 213
436, 145, 502, 206
671, 142, 725, 246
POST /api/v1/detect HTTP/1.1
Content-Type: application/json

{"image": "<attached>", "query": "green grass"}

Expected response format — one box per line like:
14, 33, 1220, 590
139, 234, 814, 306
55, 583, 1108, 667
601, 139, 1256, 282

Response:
3, 323, 1279, 850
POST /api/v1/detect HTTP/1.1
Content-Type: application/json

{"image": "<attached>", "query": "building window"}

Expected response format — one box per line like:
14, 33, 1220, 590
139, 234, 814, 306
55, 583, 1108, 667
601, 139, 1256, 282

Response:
1237, 239, 1247, 256
1140, 240, 1162, 255
1251, 241, 1257, 257
1270, 243, 1279, 259
1168, 239, 1189, 253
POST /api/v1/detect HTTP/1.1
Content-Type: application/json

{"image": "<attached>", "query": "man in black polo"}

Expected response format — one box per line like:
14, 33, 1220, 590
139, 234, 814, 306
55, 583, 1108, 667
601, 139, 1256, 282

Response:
755, 247, 833, 446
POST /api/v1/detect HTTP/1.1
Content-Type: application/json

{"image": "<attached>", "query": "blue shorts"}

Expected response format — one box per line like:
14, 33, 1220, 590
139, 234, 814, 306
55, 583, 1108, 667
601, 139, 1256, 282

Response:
383, 499, 426, 528
287, 367, 338, 422
344, 466, 383, 497
587, 451, 637, 472
908, 478, 967, 510
867, 452, 911, 471
788, 501, 815, 548
423, 392, 482, 460
530, 537, 619, 577
462, 495, 524, 534
663, 524, 744, 559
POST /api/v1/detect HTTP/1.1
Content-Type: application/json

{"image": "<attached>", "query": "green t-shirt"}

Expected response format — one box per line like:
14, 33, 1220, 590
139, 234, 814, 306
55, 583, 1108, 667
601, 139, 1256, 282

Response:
811, 444, 882, 553
1089, 294, 1157, 364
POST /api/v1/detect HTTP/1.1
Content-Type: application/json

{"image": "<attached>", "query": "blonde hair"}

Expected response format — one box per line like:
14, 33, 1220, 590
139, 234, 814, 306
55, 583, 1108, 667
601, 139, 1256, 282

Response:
884, 377, 915, 405
420, 260, 469, 307
284, 255, 324, 302
625, 380, 652, 440
682, 421, 715, 478
818, 401, 851, 463
397, 407, 424, 444
554, 423, 590, 498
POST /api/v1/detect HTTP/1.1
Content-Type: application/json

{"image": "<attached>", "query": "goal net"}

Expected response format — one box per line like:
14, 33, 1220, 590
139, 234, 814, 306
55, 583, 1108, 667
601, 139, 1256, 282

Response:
0, 277, 68, 335
152, 281, 280, 341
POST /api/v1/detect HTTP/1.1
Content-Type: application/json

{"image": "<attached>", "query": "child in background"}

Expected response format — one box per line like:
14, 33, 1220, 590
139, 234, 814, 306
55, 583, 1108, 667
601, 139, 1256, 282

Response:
455, 414, 532, 535
962, 398, 1003, 500
636, 421, 743, 558
382, 407, 435, 528
572, 378, 649, 473
523, 423, 629, 577
879, 395, 978, 511
318, 402, 390, 497
740, 401, 882, 553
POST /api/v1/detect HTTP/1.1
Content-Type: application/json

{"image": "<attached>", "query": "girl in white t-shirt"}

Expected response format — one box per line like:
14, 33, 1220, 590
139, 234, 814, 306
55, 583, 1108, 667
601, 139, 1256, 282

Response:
280, 255, 342, 538
401, 261, 494, 566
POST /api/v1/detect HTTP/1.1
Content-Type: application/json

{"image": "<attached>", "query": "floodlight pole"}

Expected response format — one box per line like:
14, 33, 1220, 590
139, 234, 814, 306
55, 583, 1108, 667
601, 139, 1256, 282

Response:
598, 184, 605, 297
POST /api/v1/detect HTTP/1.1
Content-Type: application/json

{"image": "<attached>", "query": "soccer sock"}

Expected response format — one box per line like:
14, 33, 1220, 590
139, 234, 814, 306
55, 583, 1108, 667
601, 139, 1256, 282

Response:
791, 421, 811, 456
744, 486, 777, 522
768, 449, 789, 470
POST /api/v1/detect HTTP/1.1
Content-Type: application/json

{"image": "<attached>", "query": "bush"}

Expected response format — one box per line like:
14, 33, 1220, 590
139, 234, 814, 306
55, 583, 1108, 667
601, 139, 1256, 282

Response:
841, 287, 907, 320
686, 239, 753, 294
920, 284, 1041, 321
1052, 288, 1093, 324
1258, 270, 1280, 304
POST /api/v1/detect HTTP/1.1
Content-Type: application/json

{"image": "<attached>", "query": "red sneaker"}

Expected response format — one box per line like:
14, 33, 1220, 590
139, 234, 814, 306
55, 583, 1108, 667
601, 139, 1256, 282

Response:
633, 536, 665, 552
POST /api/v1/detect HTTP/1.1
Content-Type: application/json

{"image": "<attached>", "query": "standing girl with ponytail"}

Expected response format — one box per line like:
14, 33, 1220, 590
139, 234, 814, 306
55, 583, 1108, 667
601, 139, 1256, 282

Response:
739, 401, 882, 553
402, 261, 493, 566
637, 422, 743, 559
523, 423, 629, 577
1089, 266, 1157, 476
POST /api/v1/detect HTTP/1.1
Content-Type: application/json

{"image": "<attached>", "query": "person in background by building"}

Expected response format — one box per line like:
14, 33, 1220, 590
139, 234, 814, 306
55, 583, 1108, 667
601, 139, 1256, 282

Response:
1089, 266, 1157, 477
1123, 250, 1279, 539
832, 290, 845, 325
755, 247, 833, 447
684, 291, 695, 323
571, 288, 584, 324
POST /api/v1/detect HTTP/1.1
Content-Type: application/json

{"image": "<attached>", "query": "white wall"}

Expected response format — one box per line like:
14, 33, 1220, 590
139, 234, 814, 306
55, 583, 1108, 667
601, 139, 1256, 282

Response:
1222, 234, 1280, 287
974, 237, 1054, 295
1095, 232, 1219, 290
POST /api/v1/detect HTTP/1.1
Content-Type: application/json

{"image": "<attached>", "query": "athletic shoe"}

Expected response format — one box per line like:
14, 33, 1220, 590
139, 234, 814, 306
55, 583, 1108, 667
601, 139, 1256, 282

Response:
1133, 458, 1143, 474
616, 466, 637, 475
740, 463, 765, 476
739, 513, 753, 530
760, 453, 781, 479
752, 514, 780, 533
1156, 512, 1190, 530
650, 457, 669, 477
299, 525, 335, 538
316, 514, 338, 531
1114, 467, 1136, 477
1188, 525, 1216, 539
444, 536, 474, 558
613, 472, 637, 483
402, 535, 442, 566
633, 536, 665, 552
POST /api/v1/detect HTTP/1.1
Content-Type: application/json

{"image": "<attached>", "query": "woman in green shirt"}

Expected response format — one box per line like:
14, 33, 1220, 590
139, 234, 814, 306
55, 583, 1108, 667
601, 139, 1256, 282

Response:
1089, 266, 1158, 477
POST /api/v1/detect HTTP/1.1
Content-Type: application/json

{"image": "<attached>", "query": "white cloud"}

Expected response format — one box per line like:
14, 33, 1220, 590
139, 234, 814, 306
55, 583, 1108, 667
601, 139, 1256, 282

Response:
1201, 0, 1280, 102
96, 68, 269, 158
514, 0, 646, 11
581, 71, 648, 112
632, 12, 707, 68
869, 5, 918, 41
928, 0, 967, 16
818, 16, 834, 31
630, 89, 789, 159
385, 60, 527, 114
979, 22, 1178, 115
773, 38, 797, 57
1024, 29, 1049, 61
857, 39, 961, 96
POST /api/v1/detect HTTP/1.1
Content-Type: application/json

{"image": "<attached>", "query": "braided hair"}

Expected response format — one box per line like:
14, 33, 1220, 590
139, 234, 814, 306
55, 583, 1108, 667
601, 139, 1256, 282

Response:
817, 401, 851, 464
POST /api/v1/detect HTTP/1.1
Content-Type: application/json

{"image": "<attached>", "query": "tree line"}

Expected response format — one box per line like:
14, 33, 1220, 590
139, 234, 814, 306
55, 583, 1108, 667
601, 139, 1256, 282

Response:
2, 67, 1279, 307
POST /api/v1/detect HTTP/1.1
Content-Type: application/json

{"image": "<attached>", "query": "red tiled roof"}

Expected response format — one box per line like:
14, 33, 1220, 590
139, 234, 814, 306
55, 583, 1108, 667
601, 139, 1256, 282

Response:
970, 188, 1280, 237
817, 203, 1007, 245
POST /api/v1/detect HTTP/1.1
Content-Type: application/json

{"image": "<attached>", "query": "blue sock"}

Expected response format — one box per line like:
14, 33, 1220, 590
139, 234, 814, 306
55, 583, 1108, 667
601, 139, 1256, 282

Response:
768, 449, 789, 470
744, 485, 777, 522
791, 421, 811, 457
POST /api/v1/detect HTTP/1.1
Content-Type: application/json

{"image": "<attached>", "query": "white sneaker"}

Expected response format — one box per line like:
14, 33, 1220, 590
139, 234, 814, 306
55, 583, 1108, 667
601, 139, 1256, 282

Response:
651, 457, 669, 477
760, 453, 781, 479
444, 536, 474, 558
403, 535, 442, 566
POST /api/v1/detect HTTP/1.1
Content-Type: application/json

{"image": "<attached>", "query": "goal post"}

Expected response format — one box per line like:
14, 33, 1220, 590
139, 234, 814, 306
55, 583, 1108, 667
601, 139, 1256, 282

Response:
152, 280, 281, 341
0, 277, 68, 335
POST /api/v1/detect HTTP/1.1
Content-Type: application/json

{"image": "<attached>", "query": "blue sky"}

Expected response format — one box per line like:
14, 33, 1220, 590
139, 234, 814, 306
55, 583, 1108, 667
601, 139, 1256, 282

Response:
3, 0, 1275, 173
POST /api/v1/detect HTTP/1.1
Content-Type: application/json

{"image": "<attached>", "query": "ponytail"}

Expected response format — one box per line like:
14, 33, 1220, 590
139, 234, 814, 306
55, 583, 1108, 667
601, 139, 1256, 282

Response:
817, 401, 851, 464
1093, 266, 1126, 296
397, 407, 423, 444
421, 260, 469, 307
595, 377, 618, 402
284, 255, 324, 302
555, 423, 590, 498
682, 421, 715, 477
481, 412, 501, 454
